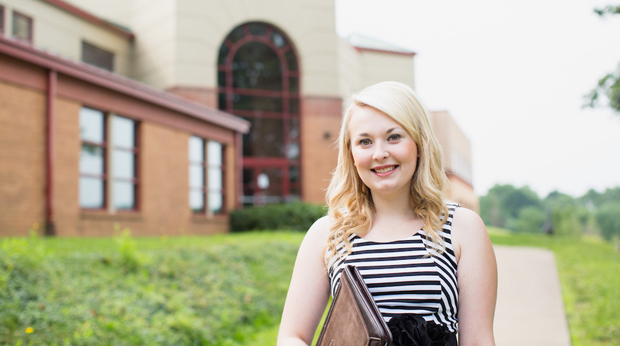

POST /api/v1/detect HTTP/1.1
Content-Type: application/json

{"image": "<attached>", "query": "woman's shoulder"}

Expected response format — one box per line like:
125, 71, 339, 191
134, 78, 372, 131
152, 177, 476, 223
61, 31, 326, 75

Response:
449, 206, 488, 261
452, 206, 485, 231
299, 215, 331, 250
309, 215, 331, 235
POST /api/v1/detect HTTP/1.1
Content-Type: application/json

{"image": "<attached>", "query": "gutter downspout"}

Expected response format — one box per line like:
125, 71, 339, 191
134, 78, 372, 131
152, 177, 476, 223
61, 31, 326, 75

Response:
45, 70, 56, 236
236, 132, 242, 209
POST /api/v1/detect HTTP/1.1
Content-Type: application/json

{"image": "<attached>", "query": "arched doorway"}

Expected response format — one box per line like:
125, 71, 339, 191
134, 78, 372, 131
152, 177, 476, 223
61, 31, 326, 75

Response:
217, 22, 301, 205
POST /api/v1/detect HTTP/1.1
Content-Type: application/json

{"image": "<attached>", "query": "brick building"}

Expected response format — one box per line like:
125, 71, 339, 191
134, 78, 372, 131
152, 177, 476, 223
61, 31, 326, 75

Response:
0, 0, 477, 236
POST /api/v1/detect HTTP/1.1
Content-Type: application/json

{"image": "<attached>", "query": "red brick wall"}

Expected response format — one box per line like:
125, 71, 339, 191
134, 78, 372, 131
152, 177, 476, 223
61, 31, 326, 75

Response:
47, 96, 234, 237
0, 81, 46, 236
301, 96, 342, 204
0, 59, 238, 237
53, 98, 81, 235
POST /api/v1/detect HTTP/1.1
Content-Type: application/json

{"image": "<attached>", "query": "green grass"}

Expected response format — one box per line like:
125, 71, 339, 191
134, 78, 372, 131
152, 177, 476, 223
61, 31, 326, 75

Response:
2, 229, 618, 346
489, 228, 620, 346
0, 231, 305, 346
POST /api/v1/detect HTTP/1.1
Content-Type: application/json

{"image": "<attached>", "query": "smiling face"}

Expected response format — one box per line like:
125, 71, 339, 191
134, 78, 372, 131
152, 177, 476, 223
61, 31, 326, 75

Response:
348, 105, 418, 199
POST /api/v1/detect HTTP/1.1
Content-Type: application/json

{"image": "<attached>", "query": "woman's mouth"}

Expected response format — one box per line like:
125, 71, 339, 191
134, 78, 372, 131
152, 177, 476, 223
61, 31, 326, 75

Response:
371, 165, 398, 174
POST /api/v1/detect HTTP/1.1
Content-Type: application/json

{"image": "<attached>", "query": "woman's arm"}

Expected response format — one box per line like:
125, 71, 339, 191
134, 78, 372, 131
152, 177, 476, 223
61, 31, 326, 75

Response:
452, 207, 498, 346
277, 216, 332, 346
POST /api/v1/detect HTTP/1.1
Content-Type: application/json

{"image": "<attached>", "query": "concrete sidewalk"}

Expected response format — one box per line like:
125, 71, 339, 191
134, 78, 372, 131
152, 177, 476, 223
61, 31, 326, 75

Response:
493, 246, 572, 346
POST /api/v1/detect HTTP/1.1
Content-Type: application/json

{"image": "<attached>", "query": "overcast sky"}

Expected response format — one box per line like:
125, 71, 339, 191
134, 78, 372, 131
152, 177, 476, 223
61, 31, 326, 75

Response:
335, 0, 620, 198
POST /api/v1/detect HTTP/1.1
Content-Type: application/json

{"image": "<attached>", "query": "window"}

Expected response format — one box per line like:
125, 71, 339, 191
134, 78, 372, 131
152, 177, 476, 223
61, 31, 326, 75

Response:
12, 11, 33, 43
189, 136, 225, 214
189, 136, 205, 213
207, 141, 225, 214
82, 41, 115, 71
218, 22, 300, 205
80, 107, 139, 211
111, 116, 138, 210
80, 108, 106, 209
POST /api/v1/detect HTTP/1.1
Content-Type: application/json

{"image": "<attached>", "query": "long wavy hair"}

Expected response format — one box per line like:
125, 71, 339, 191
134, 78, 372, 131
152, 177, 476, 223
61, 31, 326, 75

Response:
325, 81, 449, 264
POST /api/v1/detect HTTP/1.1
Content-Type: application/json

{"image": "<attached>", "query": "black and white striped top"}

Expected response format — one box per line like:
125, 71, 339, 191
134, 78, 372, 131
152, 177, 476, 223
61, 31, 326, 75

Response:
327, 203, 459, 333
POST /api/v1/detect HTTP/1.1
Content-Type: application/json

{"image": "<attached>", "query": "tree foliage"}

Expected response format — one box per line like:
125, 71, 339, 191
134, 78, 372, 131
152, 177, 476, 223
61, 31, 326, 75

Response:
595, 202, 620, 241
479, 184, 541, 228
480, 184, 620, 241
585, 5, 620, 114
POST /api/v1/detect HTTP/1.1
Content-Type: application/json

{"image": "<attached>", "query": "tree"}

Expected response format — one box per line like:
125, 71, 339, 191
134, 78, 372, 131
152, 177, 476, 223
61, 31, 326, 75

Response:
595, 202, 620, 241
479, 184, 541, 229
585, 5, 620, 114
509, 206, 546, 233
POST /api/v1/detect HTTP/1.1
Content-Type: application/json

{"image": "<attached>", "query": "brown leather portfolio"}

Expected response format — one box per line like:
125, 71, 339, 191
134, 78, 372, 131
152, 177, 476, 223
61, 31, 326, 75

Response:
316, 265, 392, 346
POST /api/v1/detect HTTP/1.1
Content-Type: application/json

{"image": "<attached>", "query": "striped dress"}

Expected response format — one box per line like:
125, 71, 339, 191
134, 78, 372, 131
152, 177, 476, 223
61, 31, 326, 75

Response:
327, 203, 459, 333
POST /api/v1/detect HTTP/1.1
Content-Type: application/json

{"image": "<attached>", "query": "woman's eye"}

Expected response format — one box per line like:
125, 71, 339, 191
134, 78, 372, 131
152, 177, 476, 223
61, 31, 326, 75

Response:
388, 134, 402, 141
359, 139, 371, 146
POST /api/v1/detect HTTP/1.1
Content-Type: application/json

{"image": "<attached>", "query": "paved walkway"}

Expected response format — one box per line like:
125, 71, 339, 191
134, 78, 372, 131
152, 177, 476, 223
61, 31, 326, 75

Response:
493, 246, 572, 346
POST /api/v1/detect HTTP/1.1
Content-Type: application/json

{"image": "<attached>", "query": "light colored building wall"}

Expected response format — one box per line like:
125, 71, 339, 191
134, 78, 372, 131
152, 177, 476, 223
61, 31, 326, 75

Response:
66, 0, 340, 96
447, 175, 479, 212
337, 37, 362, 98
428, 110, 478, 212
429, 110, 473, 186
130, 0, 177, 89
61, 0, 133, 27
358, 50, 415, 90
3, 0, 133, 76
172, 0, 340, 96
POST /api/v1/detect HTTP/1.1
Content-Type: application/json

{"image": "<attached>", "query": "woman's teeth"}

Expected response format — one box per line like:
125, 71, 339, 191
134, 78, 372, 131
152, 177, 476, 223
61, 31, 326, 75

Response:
373, 166, 396, 173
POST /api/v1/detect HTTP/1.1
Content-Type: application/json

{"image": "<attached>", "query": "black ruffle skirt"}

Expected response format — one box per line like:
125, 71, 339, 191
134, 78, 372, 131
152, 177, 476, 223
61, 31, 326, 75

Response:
388, 314, 458, 346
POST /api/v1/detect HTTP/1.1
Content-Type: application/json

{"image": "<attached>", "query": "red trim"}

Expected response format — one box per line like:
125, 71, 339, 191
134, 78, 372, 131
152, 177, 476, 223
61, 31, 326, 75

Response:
243, 157, 299, 166
215, 143, 226, 214
231, 110, 296, 119
45, 70, 56, 235
354, 46, 416, 57
235, 132, 242, 209
298, 93, 304, 200
0, 36, 249, 134
218, 22, 301, 202
217, 86, 300, 98
39, 0, 134, 40
135, 121, 141, 211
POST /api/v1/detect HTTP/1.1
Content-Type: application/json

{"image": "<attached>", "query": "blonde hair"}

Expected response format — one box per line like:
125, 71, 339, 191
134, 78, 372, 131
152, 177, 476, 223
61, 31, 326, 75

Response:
325, 81, 449, 263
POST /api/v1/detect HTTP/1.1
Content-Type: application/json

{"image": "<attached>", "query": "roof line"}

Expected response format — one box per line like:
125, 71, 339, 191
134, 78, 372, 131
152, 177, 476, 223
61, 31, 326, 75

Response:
353, 46, 416, 57
0, 36, 249, 133
39, 0, 135, 40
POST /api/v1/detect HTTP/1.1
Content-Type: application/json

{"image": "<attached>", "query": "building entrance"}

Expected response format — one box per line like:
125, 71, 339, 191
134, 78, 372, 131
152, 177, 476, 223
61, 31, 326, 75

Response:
217, 22, 301, 205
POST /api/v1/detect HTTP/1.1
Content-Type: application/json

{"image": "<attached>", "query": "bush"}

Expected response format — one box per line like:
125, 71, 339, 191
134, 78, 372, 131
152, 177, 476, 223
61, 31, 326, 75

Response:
595, 202, 620, 241
508, 206, 546, 233
0, 232, 303, 346
230, 202, 326, 232
550, 204, 582, 237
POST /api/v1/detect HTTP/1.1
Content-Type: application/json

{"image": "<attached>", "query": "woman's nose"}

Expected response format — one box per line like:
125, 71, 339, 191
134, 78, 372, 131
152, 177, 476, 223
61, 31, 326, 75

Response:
372, 143, 389, 160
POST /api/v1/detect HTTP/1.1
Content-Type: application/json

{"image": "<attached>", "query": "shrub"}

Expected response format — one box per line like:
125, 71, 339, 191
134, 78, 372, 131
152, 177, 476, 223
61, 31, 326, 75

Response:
508, 206, 546, 233
230, 202, 326, 232
551, 204, 582, 237
595, 202, 620, 241
0, 232, 302, 346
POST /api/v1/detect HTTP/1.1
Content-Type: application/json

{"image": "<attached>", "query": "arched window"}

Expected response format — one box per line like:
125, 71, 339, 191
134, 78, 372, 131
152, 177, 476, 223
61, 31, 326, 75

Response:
217, 22, 300, 205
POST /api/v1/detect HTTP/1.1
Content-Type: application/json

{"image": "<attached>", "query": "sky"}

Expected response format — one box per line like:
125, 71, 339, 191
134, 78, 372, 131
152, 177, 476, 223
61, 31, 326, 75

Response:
335, 0, 620, 198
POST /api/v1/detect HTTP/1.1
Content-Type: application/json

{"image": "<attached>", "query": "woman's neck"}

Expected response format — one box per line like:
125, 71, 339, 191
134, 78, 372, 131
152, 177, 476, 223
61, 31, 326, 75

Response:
371, 189, 416, 221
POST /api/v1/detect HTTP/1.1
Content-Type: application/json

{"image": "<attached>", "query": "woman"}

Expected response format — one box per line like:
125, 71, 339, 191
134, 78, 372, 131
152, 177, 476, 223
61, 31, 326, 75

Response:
277, 81, 497, 346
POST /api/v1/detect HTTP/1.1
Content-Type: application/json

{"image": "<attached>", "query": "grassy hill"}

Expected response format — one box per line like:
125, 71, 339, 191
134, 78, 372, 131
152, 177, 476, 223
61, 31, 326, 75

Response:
1, 229, 618, 345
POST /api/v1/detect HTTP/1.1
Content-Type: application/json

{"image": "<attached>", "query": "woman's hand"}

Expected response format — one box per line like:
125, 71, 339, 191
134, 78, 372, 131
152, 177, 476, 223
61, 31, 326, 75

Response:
277, 217, 332, 346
